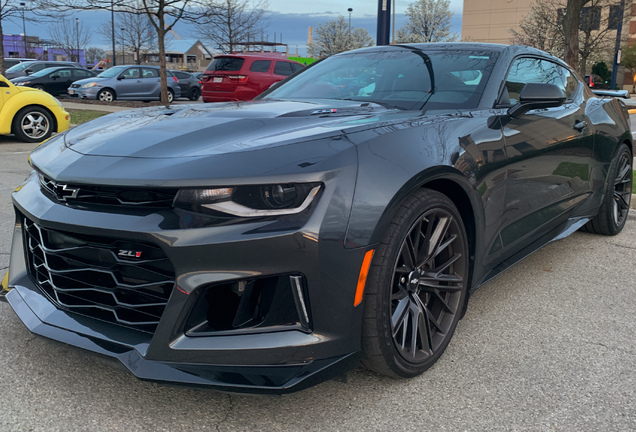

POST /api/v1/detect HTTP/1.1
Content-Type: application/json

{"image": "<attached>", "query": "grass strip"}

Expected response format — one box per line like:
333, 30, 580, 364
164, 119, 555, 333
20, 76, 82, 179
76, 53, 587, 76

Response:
67, 109, 109, 125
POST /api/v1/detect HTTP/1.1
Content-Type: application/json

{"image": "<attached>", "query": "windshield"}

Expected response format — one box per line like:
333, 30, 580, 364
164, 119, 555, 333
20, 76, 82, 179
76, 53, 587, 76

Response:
96, 66, 128, 78
261, 48, 498, 110
6, 62, 33, 73
29, 67, 61, 78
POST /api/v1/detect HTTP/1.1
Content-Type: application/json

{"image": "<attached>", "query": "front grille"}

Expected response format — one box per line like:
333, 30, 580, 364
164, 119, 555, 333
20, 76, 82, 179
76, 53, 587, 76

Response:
39, 173, 177, 208
23, 218, 175, 333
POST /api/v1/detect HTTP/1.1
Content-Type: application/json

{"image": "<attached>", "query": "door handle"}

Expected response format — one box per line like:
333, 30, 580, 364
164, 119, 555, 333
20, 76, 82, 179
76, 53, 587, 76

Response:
573, 120, 588, 131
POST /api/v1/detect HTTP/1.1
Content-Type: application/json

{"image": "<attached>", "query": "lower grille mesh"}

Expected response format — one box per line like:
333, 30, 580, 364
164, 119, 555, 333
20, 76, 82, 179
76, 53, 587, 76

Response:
24, 218, 175, 333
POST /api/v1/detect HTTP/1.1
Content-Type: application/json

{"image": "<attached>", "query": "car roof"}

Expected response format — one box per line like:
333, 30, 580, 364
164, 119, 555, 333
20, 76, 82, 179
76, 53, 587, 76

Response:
214, 54, 302, 63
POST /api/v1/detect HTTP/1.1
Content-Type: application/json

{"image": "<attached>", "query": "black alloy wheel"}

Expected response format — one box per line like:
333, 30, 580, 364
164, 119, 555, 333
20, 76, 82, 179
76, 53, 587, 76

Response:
362, 189, 469, 378
189, 87, 201, 101
583, 143, 632, 235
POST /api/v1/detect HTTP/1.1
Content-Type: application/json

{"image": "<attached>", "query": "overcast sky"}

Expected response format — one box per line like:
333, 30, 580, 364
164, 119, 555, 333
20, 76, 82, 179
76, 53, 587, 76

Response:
2, 0, 465, 57
267, 0, 464, 16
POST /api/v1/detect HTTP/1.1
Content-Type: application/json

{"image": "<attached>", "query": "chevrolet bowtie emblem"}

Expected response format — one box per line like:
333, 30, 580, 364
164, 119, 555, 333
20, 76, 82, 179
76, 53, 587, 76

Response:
54, 183, 80, 201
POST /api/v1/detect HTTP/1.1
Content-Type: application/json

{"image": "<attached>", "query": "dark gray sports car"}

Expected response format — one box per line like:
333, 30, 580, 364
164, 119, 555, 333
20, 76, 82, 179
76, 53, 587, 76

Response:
2, 43, 632, 393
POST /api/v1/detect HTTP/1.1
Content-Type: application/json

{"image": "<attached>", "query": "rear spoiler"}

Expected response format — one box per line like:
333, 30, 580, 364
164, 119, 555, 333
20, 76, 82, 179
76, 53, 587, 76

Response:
591, 89, 629, 99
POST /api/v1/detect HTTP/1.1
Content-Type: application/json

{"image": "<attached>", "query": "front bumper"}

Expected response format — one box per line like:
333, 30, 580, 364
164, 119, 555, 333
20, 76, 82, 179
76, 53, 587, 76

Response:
5, 167, 367, 393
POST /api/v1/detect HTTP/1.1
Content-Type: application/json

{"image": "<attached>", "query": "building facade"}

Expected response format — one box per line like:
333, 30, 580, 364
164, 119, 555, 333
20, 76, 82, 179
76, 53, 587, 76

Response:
3, 34, 86, 66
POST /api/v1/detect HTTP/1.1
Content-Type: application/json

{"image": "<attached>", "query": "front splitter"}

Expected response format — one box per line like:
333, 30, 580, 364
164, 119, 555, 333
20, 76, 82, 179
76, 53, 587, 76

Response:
5, 287, 360, 394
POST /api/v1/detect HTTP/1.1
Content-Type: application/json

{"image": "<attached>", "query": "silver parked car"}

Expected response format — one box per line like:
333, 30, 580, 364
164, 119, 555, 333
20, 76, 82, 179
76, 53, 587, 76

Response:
68, 65, 181, 102
4, 60, 82, 79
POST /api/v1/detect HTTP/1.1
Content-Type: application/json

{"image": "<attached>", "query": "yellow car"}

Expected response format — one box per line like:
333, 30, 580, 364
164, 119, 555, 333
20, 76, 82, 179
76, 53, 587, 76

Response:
0, 73, 70, 142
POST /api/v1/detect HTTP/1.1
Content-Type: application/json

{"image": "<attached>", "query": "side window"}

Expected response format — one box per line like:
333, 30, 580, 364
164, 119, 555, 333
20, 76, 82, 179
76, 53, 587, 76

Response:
73, 69, 92, 78
175, 71, 188, 79
120, 68, 140, 79
141, 68, 159, 78
58, 69, 72, 78
274, 61, 293, 76
250, 60, 271, 73
31, 64, 45, 72
291, 63, 304, 73
503, 58, 576, 104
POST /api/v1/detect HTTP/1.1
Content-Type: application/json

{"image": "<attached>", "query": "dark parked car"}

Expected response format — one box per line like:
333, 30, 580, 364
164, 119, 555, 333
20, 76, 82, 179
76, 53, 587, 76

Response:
170, 70, 201, 101
4, 60, 82, 79
201, 54, 304, 102
2, 43, 632, 394
3, 58, 31, 69
10, 67, 98, 96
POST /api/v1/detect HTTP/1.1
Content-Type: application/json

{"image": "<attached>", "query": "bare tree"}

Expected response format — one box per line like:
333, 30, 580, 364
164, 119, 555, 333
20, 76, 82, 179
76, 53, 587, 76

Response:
307, 16, 374, 57
395, 0, 457, 43
563, 0, 590, 70
511, 0, 626, 75
0, 0, 34, 73
36, 0, 204, 106
48, 18, 92, 63
99, 11, 156, 64
196, 0, 268, 53
509, 1, 564, 57
85, 46, 106, 65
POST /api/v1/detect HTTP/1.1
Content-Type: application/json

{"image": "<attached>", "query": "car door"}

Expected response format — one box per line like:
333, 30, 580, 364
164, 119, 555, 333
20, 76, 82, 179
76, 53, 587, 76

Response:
115, 67, 142, 98
49, 68, 73, 95
140, 67, 161, 98
498, 57, 594, 255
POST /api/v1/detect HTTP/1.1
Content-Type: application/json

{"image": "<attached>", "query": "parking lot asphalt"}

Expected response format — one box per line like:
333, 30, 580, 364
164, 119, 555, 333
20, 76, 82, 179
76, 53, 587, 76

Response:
0, 109, 635, 431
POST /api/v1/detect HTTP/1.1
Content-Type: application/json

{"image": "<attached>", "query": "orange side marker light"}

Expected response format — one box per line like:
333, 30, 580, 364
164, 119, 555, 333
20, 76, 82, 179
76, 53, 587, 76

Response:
354, 249, 375, 307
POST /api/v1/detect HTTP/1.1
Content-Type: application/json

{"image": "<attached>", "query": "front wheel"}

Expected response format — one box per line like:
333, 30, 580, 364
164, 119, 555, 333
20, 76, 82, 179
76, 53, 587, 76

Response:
98, 89, 115, 102
583, 143, 632, 235
167, 89, 174, 103
12, 107, 54, 143
362, 189, 469, 378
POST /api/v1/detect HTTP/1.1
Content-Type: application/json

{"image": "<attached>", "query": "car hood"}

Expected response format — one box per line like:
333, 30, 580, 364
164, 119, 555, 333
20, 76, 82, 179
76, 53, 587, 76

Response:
55, 99, 396, 159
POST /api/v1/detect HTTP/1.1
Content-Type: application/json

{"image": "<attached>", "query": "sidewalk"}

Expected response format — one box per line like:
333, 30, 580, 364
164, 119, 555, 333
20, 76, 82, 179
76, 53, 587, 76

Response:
61, 101, 130, 113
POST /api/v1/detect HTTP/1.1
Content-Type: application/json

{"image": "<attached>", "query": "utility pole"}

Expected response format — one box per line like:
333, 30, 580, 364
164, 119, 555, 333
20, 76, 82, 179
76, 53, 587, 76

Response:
376, 0, 391, 46
610, 0, 626, 90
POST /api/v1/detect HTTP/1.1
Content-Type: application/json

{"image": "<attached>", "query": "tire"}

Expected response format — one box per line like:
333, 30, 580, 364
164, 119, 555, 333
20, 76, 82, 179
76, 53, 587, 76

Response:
167, 89, 174, 103
189, 87, 200, 101
12, 107, 54, 143
98, 89, 115, 102
583, 143, 632, 235
362, 189, 469, 378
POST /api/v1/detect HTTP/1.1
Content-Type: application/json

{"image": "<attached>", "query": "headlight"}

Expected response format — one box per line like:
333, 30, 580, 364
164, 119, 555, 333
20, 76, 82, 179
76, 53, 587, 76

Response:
81, 82, 98, 88
173, 183, 322, 217
17, 82, 28, 86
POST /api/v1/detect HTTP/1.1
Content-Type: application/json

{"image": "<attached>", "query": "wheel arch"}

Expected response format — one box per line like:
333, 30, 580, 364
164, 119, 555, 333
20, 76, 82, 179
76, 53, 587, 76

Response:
366, 167, 483, 290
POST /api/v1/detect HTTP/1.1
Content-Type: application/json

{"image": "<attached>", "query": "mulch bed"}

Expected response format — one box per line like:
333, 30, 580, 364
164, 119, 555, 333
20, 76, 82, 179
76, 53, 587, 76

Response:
62, 97, 165, 108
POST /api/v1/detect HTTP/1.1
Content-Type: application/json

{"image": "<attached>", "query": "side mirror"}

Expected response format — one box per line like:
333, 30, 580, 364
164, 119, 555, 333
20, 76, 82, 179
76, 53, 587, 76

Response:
508, 83, 565, 118
50, 75, 59, 80
25, 69, 33, 75
117, 75, 124, 80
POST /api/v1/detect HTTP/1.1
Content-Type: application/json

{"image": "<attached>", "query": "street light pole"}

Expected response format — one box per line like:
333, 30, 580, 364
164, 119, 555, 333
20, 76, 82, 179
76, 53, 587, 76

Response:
348, 8, 353, 30
75, 18, 80, 63
111, 0, 116, 66
20, 2, 27, 57
121, 28, 125, 65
